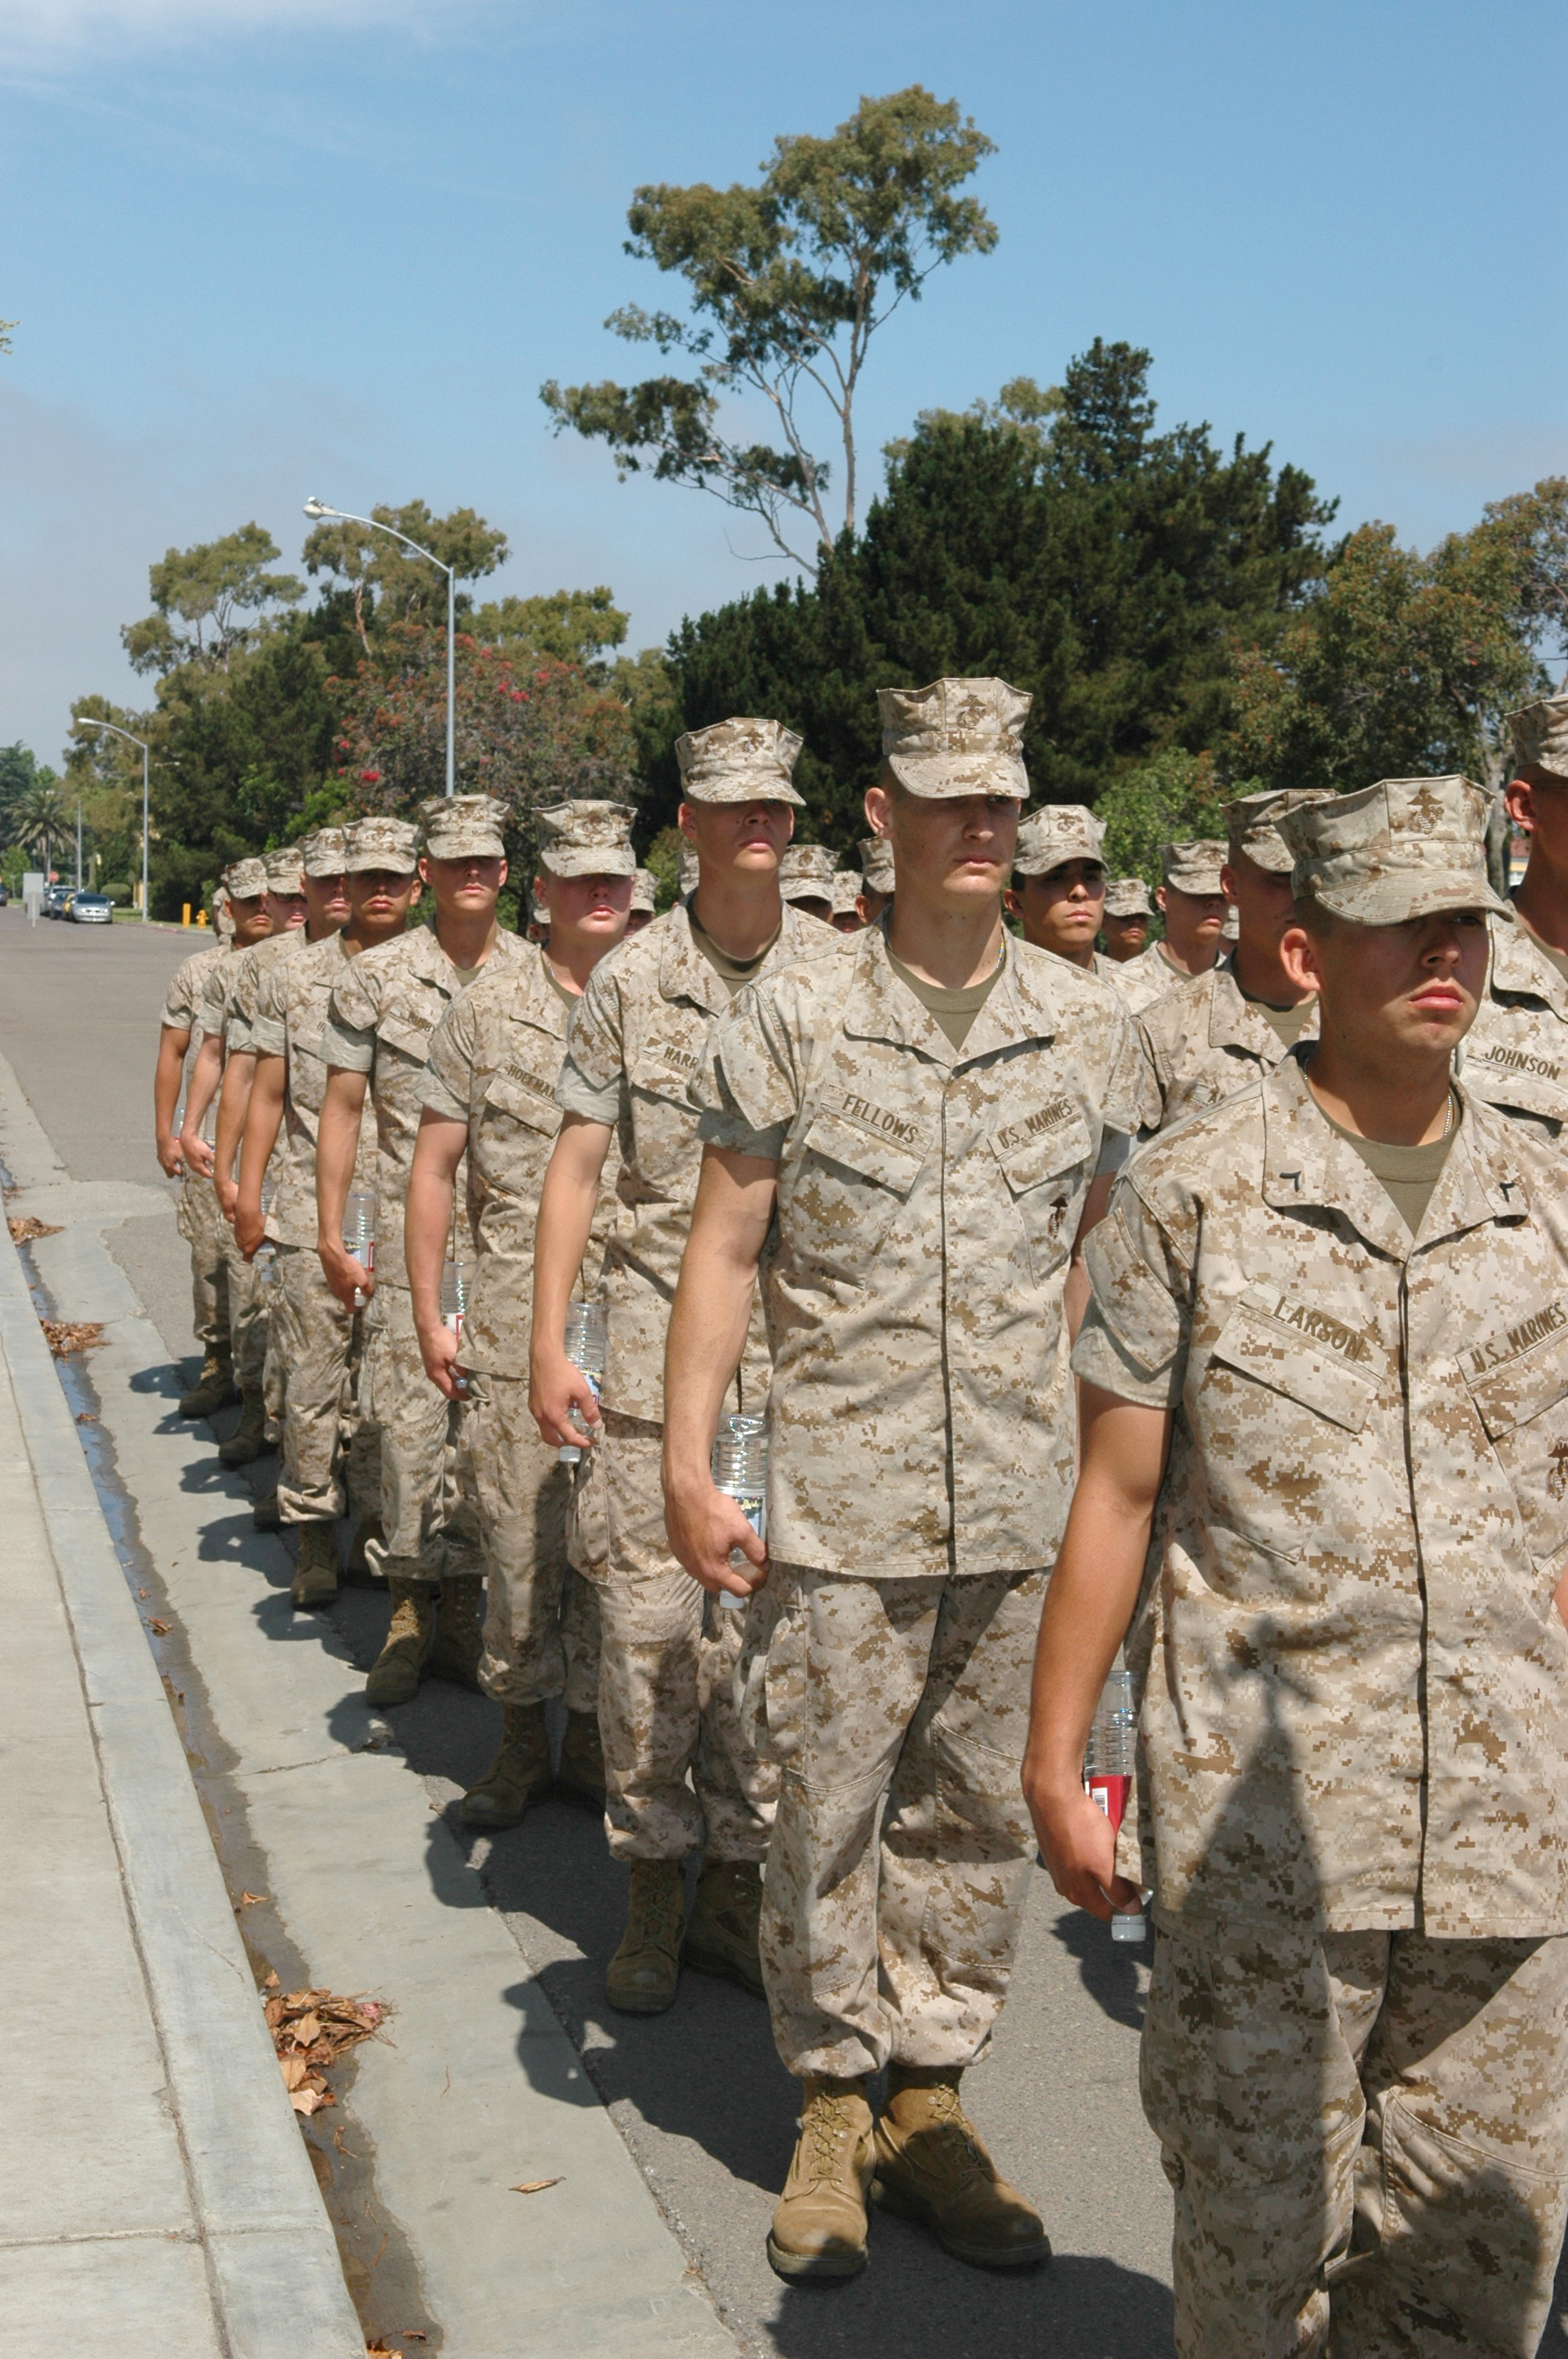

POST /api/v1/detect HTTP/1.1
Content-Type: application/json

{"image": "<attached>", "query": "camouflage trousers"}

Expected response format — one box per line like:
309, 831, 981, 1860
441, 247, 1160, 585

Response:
358, 1281, 482, 1592
598, 1422, 775, 1866
459, 1372, 600, 1713
272, 1245, 380, 1528
746, 1564, 1045, 2081
215, 1206, 268, 1395
176, 1170, 228, 1354
1142, 1921, 1568, 2358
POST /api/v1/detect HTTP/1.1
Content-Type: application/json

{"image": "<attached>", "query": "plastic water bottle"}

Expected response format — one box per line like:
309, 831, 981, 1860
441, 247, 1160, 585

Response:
343, 1188, 376, 1310
252, 1241, 278, 1296
710, 1413, 767, 1611
1084, 1667, 1145, 1942
559, 1299, 606, 1464
441, 1261, 469, 1395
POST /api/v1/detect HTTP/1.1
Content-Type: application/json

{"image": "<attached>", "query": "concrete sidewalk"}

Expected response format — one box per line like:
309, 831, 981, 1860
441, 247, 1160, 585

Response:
0, 1218, 363, 2354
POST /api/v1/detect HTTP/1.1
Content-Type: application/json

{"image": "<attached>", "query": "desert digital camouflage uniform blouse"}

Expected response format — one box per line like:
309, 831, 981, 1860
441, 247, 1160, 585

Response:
321, 921, 525, 1290
691, 923, 1152, 1579
1075, 1050, 1568, 1940
420, 943, 621, 1379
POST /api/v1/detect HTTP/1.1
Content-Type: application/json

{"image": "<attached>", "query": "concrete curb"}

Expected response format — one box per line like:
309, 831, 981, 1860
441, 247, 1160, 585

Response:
0, 1225, 363, 2357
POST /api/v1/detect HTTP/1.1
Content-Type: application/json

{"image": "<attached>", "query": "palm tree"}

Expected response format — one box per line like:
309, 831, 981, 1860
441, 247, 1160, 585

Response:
12, 780, 72, 878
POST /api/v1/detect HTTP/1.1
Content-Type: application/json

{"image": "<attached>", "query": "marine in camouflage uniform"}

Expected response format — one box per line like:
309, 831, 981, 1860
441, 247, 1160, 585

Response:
1062, 776, 1568, 2358
160, 927, 234, 1413
206, 846, 314, 1467
321, 799, 524, 1706
1112, 839, 1228, 1014
416, 798, 633, 1827
247, 827, 383, 1604
1005, 801, 1122, 983
857, 832, 895, 925
679, 679, 1152, 2282
1099, 874, 1152, 964
547, 720, 825, 2011
1135, 789, 1329, 1133
188, 857, 287, 1423
1459, 696, 1568, 1138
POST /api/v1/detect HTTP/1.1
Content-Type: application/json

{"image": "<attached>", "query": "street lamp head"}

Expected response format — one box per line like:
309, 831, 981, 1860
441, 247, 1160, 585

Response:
302, 496, 336, 520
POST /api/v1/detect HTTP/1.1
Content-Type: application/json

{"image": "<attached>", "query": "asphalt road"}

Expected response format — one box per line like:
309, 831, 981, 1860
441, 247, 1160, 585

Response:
0, 907, 1175, 2354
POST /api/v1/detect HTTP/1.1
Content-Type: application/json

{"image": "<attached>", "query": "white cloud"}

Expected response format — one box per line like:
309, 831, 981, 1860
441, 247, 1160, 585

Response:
0, 0, 473, 62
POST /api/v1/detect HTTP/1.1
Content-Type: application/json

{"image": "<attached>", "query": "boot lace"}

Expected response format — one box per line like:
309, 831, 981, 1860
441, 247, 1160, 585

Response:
805, 2089, 854, 2179
909, 2081, 988, 2180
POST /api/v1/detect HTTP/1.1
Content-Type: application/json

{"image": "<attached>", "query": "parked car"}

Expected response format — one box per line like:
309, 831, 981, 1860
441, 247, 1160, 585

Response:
0, 881, 9, 907
43, 884, 73, 918
67, 892, 113, 925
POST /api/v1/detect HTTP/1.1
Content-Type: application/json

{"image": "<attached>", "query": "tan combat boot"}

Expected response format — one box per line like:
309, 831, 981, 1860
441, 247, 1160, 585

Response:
767, 2076, 875, 2281
365, 1579, 435, 1707
217, 1389, 270, 1467
460, 1704, 552, 1828
684, 1859, 764, 1997
179, 1349, 238, 1419
428, 1573, 485, 1688
252, 1484, 281, 1532
869, 2066, 1050, 2270
554, 1708, 605, 1812
605, 1860, 686, 2014
290, 1520, 340, 1609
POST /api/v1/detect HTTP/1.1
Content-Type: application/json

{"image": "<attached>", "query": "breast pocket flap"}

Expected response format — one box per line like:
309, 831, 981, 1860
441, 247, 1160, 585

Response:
377, 1016, 434, 1060
483, 1072, 561, 1136
1210, 1298, 1380, 1434
1465, 1322, 1568, 1439
803, 1107, 924, 1197
989, 1114, 1094, 1197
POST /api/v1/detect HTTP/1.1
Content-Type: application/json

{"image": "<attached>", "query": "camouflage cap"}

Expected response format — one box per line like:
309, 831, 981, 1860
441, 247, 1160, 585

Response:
529, 890, 549, 926
858, 834, 896, 894
1012, 803, 1105, 878
223, 858, 268, 900
1508, 695, 1568, 785
212, 886, 235, 941
1225, 787, 1334, 874
779, 844, 837, 902
878, 676, 1030, 801
678, 841, 700, 896
832, 871, 864, 916
301, 826, 349, 878
343, 815, 420, 875
1221, 903, 1240, 940
419, 794, 507, 860
674, 717, 806, 807
535, 798, 636, 879
263, 845, 305, 894
1161, 840, 1226, 896
630, 867, 657, 914
1277, 775, 1512, 925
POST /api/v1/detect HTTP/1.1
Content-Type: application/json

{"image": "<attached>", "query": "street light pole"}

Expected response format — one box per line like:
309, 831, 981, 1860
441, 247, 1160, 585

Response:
303, 499, 457, 795
75, 801, 82, 890
77, 719, 150, 922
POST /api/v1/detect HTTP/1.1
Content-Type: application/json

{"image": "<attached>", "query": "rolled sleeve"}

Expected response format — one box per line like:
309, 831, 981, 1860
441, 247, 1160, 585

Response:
250, 1013, 286, 1057
1070, 1185, 1189, 1408
321, 1018, 374, 1075
554, 1053, 621, 1124
690, 985, 801, 1160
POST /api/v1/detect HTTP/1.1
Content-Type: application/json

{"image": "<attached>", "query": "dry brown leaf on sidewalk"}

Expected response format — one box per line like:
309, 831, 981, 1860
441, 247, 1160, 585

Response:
148, 1619, 172, 1636
262, 1969, 279, 1988
9, 1216, 61, 1242
41, 1318, 104, 1356
235, 1889, 264, 1906
510, 2178, 563, 2195
265, 1985, 387, 2121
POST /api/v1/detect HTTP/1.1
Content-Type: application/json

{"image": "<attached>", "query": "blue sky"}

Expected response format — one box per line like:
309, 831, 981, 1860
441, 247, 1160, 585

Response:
2, 0, 1563, 764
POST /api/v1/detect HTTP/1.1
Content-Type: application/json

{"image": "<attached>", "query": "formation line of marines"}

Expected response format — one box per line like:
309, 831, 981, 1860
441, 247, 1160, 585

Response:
152, 677, 1568, 2354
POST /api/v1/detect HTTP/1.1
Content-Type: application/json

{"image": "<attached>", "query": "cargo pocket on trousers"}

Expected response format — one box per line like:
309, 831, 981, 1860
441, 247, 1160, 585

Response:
752, 1591, 806, 1772
1373, 2097, 1566, 2336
